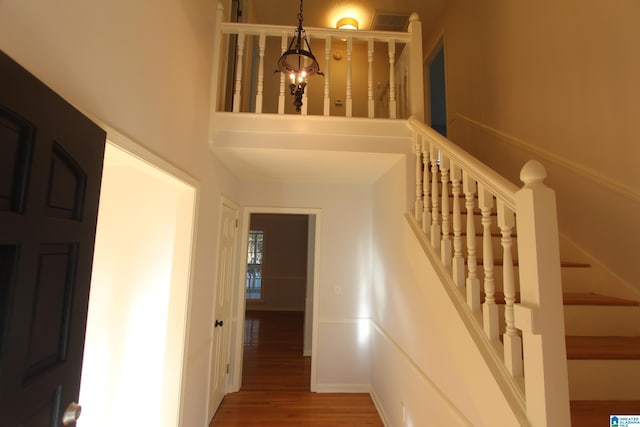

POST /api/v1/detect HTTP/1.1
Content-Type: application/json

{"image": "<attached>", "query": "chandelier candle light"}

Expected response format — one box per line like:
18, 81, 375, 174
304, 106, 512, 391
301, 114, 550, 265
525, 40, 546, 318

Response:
276, 0, 323, 112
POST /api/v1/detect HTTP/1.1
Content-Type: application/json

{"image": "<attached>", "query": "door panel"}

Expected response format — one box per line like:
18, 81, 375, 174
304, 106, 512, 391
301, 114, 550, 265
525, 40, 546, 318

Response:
209, 202, 238, 420
0, 106, 34, 214
0, 51, 105, 426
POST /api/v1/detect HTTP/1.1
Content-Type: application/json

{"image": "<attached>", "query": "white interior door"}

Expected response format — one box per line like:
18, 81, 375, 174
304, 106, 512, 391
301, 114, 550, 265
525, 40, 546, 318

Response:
208, 201, 239, 420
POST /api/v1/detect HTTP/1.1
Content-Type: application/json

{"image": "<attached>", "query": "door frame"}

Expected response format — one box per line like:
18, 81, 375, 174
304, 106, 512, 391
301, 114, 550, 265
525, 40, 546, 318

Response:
229, 206, 322, 392
94, 125, 201, 426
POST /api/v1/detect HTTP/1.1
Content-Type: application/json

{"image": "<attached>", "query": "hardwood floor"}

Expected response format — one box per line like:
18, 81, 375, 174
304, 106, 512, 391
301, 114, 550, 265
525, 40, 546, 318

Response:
570, 400, 640, 427
210, 311, 383, 426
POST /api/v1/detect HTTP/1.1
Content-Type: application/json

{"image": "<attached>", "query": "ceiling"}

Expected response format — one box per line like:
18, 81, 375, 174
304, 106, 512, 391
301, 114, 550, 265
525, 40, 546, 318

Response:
214, 147, 405, 183
246, 0, 449, 38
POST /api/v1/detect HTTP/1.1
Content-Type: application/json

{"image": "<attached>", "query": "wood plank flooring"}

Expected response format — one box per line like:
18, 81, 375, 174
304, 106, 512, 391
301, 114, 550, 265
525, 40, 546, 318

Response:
570, 400, 640, 427
210, 311, 383, 426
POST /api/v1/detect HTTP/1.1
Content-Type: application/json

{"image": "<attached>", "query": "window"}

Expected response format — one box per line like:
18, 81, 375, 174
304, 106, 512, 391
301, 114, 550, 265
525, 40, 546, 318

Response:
245, 230, 264, 301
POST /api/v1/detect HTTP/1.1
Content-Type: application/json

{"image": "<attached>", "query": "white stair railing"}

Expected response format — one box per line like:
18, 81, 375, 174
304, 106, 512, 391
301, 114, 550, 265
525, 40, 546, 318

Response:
408, 117, 571, 426
209, 3, 423, 119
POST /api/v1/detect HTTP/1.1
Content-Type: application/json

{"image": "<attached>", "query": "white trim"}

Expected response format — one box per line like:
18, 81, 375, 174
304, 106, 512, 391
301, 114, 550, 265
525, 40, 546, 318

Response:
317, 317, 372, 324
370, 388, 392, 427
313, 384, 371, 393
370, 320, 473, 427
229, 206, 322, 393
451, 113, 640, 203
100, 130, 201, 427
101, 125, 199, 189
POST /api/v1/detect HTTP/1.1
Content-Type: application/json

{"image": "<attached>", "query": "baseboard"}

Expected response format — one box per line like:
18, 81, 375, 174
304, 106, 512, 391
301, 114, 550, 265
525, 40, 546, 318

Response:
314, 383, 371, 393
370, 388, 392, 427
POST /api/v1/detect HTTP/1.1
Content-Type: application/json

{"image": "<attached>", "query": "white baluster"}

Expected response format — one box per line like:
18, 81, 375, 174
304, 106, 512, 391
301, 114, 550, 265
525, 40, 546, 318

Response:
209, 3, 224, 119
388, 40, 397, 119
278, 32, 287, 114
440, 156, 451, 266
479, 185, 499, 340
429, 144, 440, 249
367, 38, 374, 118
301, 92, 308, 115
255, 32, 266, 114
407, 13, 424, 121
346, 37, 353, 117
324, 37, 331, 116
422, 140, 431, 235
498, 200, 522, 376
463, 171, 480, 311
232, 32, 246, 113
451, 162, 464, 287
414, 133, 423, 222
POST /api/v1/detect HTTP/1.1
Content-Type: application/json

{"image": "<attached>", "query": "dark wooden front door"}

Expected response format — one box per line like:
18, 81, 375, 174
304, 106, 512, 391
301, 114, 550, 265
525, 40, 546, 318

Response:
0, 51, 105, 426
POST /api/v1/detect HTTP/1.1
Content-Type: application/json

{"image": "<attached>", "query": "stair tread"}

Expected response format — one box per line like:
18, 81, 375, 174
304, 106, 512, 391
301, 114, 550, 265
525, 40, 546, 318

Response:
571, 400, 640, 427
563, 293, 640, 306
459, 232, 516, 237
566, 336, 640, 359
486, 292, 639, 306
472, 258, 590, 267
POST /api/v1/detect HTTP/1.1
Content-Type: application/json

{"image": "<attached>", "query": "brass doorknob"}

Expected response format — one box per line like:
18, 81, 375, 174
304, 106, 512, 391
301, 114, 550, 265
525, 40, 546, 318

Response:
62, 402, 82, 425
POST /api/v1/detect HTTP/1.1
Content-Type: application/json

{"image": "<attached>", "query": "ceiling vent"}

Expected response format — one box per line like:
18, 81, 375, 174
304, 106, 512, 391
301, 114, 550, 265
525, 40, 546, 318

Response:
371, 11, 411, 32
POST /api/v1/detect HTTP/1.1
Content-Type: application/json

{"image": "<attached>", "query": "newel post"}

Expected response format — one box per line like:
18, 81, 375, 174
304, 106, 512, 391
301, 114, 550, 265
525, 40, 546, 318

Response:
407, 13, 424, 122
514, 160, 570, 426
208, 3, 225, 144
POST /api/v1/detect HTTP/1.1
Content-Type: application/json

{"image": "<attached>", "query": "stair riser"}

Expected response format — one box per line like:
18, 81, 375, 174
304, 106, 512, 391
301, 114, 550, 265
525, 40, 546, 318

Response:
480, 301, 640, 338
568, 360, 640, 400
460, 265, 592, 294
564, 306, 640, 336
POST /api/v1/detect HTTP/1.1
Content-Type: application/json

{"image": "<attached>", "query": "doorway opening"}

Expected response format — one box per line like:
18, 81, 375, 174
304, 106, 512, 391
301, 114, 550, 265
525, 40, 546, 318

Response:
428, 40, 447, 136
78, 141, 197, 427
229, 209, 320, 392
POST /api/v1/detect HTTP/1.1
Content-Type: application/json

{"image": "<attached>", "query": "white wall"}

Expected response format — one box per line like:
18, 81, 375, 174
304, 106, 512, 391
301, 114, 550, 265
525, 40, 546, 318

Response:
370, 160, 521, 426
238, 181, 373, 390
425, 0, 640, 296
79, 143, 195, 427
0, 2, 239, 425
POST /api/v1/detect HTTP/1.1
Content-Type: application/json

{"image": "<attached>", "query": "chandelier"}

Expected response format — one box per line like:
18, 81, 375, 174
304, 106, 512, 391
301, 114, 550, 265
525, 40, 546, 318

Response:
276, 0, 323, 112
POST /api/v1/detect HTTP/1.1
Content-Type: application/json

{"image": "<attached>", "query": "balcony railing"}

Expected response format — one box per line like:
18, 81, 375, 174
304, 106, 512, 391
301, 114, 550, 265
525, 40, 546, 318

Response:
209, 3, 424, 120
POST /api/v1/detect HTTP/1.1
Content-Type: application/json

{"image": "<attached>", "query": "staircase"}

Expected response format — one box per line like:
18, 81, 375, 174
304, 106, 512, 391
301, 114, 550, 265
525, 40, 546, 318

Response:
472, 205, 640, 425
407, 116, 640, 425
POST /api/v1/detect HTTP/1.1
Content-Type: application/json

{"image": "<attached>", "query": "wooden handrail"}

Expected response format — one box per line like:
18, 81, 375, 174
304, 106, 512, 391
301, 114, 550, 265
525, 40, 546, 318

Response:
408, 117, 519, 210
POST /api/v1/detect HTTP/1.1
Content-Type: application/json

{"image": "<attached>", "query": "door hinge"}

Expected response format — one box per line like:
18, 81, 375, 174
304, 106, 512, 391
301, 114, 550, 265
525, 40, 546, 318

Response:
235, 219, 239, 228
226, 363, 230, 374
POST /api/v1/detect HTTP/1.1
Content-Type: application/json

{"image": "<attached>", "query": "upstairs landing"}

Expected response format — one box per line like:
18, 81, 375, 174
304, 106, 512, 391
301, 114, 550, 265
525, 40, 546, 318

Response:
209, 113, 413, 183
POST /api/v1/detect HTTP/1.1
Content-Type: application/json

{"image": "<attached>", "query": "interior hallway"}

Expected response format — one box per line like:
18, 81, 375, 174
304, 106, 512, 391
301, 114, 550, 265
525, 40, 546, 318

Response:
210, 310, 383, 426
